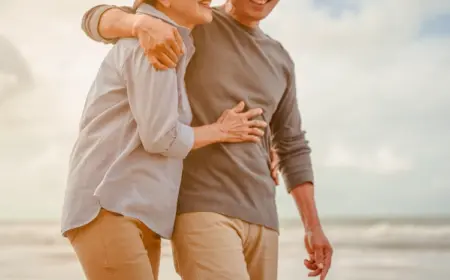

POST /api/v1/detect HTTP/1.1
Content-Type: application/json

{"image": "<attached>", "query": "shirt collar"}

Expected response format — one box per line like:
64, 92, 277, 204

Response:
136, 4, 191, 39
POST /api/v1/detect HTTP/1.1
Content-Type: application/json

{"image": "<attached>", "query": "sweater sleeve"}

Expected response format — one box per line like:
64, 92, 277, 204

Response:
81, 5, 134, 44
270, 59, 314, 193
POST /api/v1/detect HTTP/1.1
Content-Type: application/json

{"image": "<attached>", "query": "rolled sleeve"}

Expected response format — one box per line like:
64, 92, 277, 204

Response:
274, 132, 314, 193
271, 60, 314, 193
118, 39, 194, 159
284, 171, 314, 192
279, 148, 314, 193
81, 5, 134, 44
160, 123, 195, 158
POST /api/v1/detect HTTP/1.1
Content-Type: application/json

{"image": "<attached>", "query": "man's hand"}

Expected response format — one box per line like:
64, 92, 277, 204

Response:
132, 14, 184, 70
304, 227, 333, 280
269, 147, 280, 185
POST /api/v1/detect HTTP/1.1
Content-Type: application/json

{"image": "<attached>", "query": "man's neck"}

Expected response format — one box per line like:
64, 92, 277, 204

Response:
224, 2, 260, 29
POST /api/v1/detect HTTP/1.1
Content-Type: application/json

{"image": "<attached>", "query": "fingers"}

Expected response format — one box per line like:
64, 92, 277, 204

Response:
304, 259, 317, 271
304, 230, 333, 279
163, 47, 179, 66
173, 30, 185, 57
303, 260, 322, 277
163, 29, 183, 63
246, 120, 267, 129
217, 101, 246, 124
308, 269, 322, 277
135, 18, 181, 68
229, 127, 265, 137
148, 56, 168, 71
231, 121, 266, 137
225, 126, 265, 144
150, 37, 179, 68
307, 258, 322, 277
270, 155, 279, 170
314, 248, 325, 274
306, 247, 324, 278
226, 104, 264, 120
304, 234, 322, 277
242, 107, 263, 119
231, 101, 246, 113
235, 134, 261, 143
269, 148, 280, 185
270, 147, 277, 160
218, 104, 268, 144
271, 166, 279, 185
320, 263, 329, 280
248, 127, 264, 137
155, 51, 177, 68
320, 247, 333, 280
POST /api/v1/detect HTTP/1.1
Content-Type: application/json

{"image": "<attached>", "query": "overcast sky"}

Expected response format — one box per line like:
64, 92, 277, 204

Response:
0, 0, 449, 220
265, 0, 450, 217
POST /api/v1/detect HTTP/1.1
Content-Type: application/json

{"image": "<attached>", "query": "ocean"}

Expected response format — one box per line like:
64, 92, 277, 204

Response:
0, 218, 449, 280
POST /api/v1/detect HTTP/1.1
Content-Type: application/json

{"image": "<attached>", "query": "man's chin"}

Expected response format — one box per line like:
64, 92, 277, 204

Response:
245, 10, 271, 21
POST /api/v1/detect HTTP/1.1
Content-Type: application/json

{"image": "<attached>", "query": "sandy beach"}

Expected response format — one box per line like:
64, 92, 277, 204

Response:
1, 219, 449, 280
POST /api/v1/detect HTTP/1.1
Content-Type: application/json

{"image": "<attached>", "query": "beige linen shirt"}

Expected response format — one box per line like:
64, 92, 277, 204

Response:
61, 4, 195, 238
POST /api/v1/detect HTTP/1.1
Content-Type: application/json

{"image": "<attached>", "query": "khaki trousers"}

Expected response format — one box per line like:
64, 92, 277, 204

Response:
172, 212, 279, 280
67, 209, 161, 280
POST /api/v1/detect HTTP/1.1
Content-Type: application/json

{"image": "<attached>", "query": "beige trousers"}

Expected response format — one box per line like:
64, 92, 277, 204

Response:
67, 209, 161, 280
172, 212, 279, 280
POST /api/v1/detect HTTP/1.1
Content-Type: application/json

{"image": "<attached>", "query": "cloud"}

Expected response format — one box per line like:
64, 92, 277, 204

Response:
0, 0, 449, 219
265, 0, 450, 216
323, 144, 413, 174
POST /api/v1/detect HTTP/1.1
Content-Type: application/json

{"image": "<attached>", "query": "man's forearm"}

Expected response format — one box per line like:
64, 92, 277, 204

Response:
99, 8, 136, 40
291, 183, 321, 231
81, 5, 136, 43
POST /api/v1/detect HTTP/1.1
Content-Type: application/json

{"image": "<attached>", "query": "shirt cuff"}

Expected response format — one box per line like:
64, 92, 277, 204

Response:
166, 123, 194, 159
284, 170, 314, 193
89, 5, 119, 44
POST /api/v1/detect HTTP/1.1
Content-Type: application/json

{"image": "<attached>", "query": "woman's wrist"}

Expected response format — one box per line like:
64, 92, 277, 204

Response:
208, 123, 224, 143
192, 124, 223, 150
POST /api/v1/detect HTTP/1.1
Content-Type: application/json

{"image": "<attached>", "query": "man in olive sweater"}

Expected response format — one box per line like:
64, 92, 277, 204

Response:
80, 0, 333, 279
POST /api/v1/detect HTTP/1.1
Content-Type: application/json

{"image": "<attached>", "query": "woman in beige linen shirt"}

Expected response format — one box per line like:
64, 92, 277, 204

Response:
61, 1, 267, 279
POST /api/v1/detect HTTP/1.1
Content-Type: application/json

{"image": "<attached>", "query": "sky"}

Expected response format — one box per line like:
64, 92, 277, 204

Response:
0, 0, 449, 220
264, 0, 450, 217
